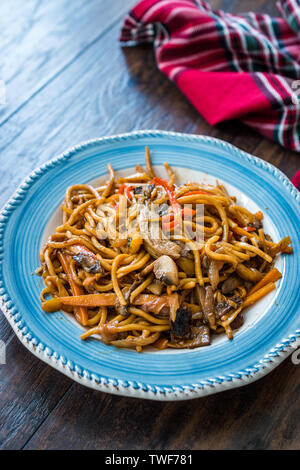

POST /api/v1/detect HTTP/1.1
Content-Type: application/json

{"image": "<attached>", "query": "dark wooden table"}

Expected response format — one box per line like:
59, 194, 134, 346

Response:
0, 0, 299, 450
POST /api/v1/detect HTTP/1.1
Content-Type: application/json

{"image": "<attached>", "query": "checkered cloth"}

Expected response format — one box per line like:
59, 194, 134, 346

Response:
120, 0, 300, 187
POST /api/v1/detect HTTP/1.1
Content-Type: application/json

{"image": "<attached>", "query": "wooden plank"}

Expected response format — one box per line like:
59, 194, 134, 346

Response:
0, 338, 72, 450
250, 138, 300, 180
23, 357, 300, 450
0, 0, 298, 451
0, 23, 265, 211
0, 0, 136, 126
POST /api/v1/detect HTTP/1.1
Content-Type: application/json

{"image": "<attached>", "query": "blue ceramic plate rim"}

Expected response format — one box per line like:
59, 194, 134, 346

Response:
0, 130, 299, 401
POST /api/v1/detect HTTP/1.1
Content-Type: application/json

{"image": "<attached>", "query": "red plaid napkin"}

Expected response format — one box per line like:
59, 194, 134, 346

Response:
120, 0, 300, 189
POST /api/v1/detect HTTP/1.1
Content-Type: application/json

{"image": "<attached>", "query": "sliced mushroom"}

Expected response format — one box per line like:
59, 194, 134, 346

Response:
123, 281, 140, 303
221, 275, 241, 294
169, 325, 210, 349
147, 279, 164, 296
69, 245, 103, 274
177, 256, 195, 276
202, 254, 210, 271
236, 264, 263, 282
208, 259, 220, 291
192, 311, 204, 321
216, 295, 242, 319
72, 253, 102, 274
139, 205, 181, 259
230, 313, 244, 330
114, 281, 141, 317
153, 255, 179, 286
114, 298, 128, 317
249, 216, 262, 230
157, 203, 169, 217
179, 246, 194, 260
170, 306, 191, 338
144, 238, 181, 259
195, 285, 205, 312
204, 285, 216, 328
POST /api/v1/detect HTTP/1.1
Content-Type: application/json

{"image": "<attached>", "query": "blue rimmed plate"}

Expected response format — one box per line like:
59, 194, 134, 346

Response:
0, 130, 299, 400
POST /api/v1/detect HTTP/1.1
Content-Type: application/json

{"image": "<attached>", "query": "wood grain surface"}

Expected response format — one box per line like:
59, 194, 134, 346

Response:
0, 0, 299, 450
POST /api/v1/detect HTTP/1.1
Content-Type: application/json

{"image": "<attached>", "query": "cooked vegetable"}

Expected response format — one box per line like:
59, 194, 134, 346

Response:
208, 259, 220, 291
236, 264, 263, 283
127, 230, 143, 254
243, 282, 276, 308
221, 275, 241, 294
70, 245, 102, 274
248, 268, 282, 295
147, 279, 164, 295
151, 176, 181, 216
169, 325, 210, 349
38, 147, 291, 351
177, 257, 195, 276
143, 237, 181, 259
42, 293, 170, 312
57, 252, 88, 326
153, 255, 179, 286
204, 286, 216, 328
171, 306, 191, 338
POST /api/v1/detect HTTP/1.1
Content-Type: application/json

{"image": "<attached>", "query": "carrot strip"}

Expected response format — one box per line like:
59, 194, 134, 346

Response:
57, 252, 88, 326
243, 282, 276, 308
43, 293, 170, 310
59, 293, 116, 307
248, 268, 282, 295
125, 185, 135, 201
255, 211, 264, 221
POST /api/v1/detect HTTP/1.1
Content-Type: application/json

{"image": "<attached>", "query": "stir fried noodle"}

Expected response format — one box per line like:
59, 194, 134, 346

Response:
39, 147, 292, 351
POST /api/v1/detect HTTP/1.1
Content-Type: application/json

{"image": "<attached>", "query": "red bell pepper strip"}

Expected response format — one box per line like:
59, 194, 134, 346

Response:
182, 207, 196, 217
118, 184, 134, 201
244, 226, 256, 232
118, 184, 126, 194
151, 177, 181, 216
162, 219, 177, 231
161, 207, 195, 231
125, 185, 135, 201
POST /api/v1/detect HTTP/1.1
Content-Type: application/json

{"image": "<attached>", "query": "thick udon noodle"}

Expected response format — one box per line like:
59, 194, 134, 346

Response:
39, 147, 292, 351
